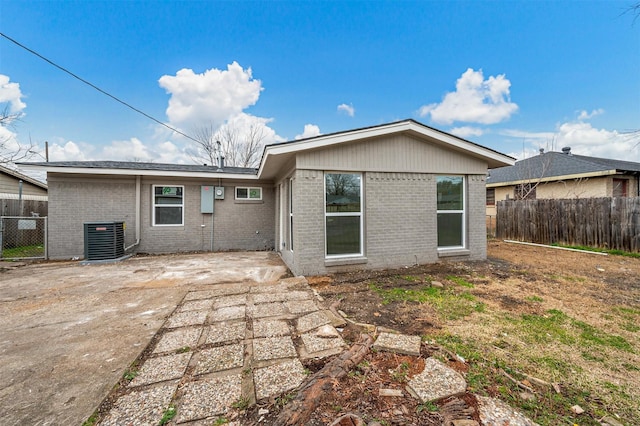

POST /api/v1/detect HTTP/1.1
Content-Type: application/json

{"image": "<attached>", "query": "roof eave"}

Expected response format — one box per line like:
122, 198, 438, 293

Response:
18, 164, 260, 180
258, 120, 514, 178
487, 169, 618, 187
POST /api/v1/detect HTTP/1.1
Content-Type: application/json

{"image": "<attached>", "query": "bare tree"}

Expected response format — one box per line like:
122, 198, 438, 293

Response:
190, 121, 267, 168
0, 103, 36, 164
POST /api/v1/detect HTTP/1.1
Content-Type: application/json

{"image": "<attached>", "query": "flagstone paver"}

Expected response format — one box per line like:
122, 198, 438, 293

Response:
253, 359, 307, 400
176, 374, 242, 422
205, 321, 246, 344
194, 343, 244, 375
100, 381, 178, 426
153, 327, 202, 354
407, 357, 467, 402
373, 331, 422, 356
253, 336, 297, 361
130, 352, 192, 387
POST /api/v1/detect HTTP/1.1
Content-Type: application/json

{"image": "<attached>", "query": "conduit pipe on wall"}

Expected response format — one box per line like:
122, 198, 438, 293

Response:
125, 175, 141, 251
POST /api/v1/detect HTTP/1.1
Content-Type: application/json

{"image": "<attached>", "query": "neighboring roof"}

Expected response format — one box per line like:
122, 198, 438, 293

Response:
259, 119, 515, 179
0, 164, 48, 190
487, 150, 640, 186
20, 120, 515, 180
19, 161, 258, 179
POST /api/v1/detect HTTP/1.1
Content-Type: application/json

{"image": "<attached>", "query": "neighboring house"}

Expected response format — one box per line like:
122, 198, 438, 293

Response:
0, 164, 48, 216
0, 164, 48, 200
22, 119, 513, 275
486, 147, 640, 216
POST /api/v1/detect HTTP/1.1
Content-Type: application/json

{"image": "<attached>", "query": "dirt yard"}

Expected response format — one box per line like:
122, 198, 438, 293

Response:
241, 240, 640, 425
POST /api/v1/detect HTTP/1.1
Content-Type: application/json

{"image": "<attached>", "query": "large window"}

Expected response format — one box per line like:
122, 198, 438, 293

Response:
437, 176, 465, 248
325, 173, 362, 257
153, 185, 184, 226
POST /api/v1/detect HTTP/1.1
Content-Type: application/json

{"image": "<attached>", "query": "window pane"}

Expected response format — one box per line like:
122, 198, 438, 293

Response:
326, 216, 361, 255
236, 188, 248, 199
155, 186, 183, 204
437, 213, 463, 247
437, 176, 463, 210
155, 207, 183, 225
326, 173, 361, 212
249, 188, 261, 199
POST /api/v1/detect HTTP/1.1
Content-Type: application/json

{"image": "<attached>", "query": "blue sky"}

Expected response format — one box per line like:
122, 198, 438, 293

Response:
1, 0, 639, 175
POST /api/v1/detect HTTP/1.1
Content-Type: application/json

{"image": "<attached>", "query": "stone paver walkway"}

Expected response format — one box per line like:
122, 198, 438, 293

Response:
97, 278, 538, 426
98, 276, 345, 425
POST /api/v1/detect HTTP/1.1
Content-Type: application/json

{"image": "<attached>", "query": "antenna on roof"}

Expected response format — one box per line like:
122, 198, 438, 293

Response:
215, 140, 225, 170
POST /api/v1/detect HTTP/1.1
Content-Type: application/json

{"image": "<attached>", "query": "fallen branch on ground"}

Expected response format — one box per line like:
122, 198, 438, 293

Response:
273, 333, 374, 426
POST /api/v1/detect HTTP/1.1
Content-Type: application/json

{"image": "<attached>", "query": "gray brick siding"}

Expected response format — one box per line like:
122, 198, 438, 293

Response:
47, 175, 274, 259
284, 171, 485, 276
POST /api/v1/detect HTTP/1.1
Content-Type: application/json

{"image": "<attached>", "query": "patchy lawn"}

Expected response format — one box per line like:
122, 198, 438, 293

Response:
306, 240, 640, 426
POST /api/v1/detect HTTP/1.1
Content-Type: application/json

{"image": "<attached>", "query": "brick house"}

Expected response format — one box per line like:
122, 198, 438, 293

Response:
22, 120, 513, 275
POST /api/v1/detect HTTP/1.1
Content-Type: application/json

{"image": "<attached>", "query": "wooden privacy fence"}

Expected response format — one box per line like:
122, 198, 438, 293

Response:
0, 199, 48, 217
496, 197, 640, 252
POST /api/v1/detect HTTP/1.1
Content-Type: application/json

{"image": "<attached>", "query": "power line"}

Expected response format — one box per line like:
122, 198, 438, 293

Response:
0, 32, 201, 144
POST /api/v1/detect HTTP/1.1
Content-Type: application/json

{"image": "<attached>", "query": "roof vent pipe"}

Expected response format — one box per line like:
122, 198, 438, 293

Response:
562, 146, 571, 155
539, 148, 544, 155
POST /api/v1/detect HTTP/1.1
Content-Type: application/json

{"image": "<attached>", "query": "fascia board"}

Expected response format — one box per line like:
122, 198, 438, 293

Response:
486, 169, 617, 187
19, 165, 259, 180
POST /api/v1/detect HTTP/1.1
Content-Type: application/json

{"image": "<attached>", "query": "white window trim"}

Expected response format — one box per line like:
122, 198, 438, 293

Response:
436, 175, 466, 250
152, 184, 185, 227
324, 172, 364, 258
289, 177, 294, 252
235, 186, 262, 200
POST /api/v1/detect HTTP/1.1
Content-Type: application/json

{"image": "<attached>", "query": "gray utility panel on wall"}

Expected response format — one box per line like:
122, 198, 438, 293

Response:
201, 185, 214, 213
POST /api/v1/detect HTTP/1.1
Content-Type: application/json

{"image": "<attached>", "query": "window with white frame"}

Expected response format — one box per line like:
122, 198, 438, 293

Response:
325, 173, 362, 257
153, 185, 184, 226
436, 176, 465, 248
235, 187, 262, 200
288, 178, 294, 251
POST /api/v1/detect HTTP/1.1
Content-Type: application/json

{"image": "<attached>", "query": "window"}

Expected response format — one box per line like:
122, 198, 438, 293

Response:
153, 185, 184, 226
486, 188, 495, 206
289, 178, 294, 251
437, 176, 465, 248
325, 173, 362, 257
613, 179, 628, 197
515, 183, 536, 200
235, 187, 262, 200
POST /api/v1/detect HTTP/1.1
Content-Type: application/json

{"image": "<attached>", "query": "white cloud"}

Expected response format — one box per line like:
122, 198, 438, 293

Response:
449, 126, 484, 138
295, 124, 321, 140
419, 68, 518, 125
504, 118, 639, 162
48, 141, 90, 161
0, 74, 26, 115
337, 103, 355, 117
577, 108, 604, 121
158, 62, 262, 129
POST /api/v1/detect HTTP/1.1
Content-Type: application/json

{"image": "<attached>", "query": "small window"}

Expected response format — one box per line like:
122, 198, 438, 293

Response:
613, 179, 628, 197
486, 188, 495, 206
153, 185, 184, 226
437, 176, 465, 249
235, 187, 262, 200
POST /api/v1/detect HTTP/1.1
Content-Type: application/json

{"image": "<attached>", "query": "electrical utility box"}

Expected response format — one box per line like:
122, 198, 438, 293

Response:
201, 186, 214, 213
214, 186, 225, 199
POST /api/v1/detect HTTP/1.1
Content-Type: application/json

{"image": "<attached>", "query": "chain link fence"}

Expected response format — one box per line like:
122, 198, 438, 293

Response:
0, 216, 47, 260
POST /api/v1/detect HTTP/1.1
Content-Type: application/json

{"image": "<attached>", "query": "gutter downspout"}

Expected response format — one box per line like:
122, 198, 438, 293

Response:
125, 175, 141, 251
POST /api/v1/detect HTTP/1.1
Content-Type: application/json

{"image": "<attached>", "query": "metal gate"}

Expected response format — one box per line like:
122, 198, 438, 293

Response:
0, 216, 47, 260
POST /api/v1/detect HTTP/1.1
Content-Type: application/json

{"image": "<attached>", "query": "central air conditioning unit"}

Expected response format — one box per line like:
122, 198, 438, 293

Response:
84, 221, 125, 261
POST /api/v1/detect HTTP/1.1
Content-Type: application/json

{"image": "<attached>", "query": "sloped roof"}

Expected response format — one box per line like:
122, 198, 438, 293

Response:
0, 164, 48, 190
259, 119, 514, 179
20, 120, 515, 180
487, 151, 640, 186
18, 161, 257, 179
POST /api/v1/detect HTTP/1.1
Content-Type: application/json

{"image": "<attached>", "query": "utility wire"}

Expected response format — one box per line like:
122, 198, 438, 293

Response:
0, 32, 201, 144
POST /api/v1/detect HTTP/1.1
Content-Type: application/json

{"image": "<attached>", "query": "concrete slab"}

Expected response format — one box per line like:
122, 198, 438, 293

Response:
250, 301, 287, 318
284, 299, 319, 314
205, 321, 246, 344
130, 352, 192, 387
176, 374, 242, 422
253, 319, 292, 337
153, 327, 203, 354
0, 251, 287, 426
165, 310, 209, 328
476, 395, 540, 426
100, 381, 178, 426
297, 310, 331, 333
253, 336, 297, 361
300, 332, 346, 357
373, 332, 422, 356
194, 343, 244, 375
253, 359, 307, 400
407, 357, 467, 402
